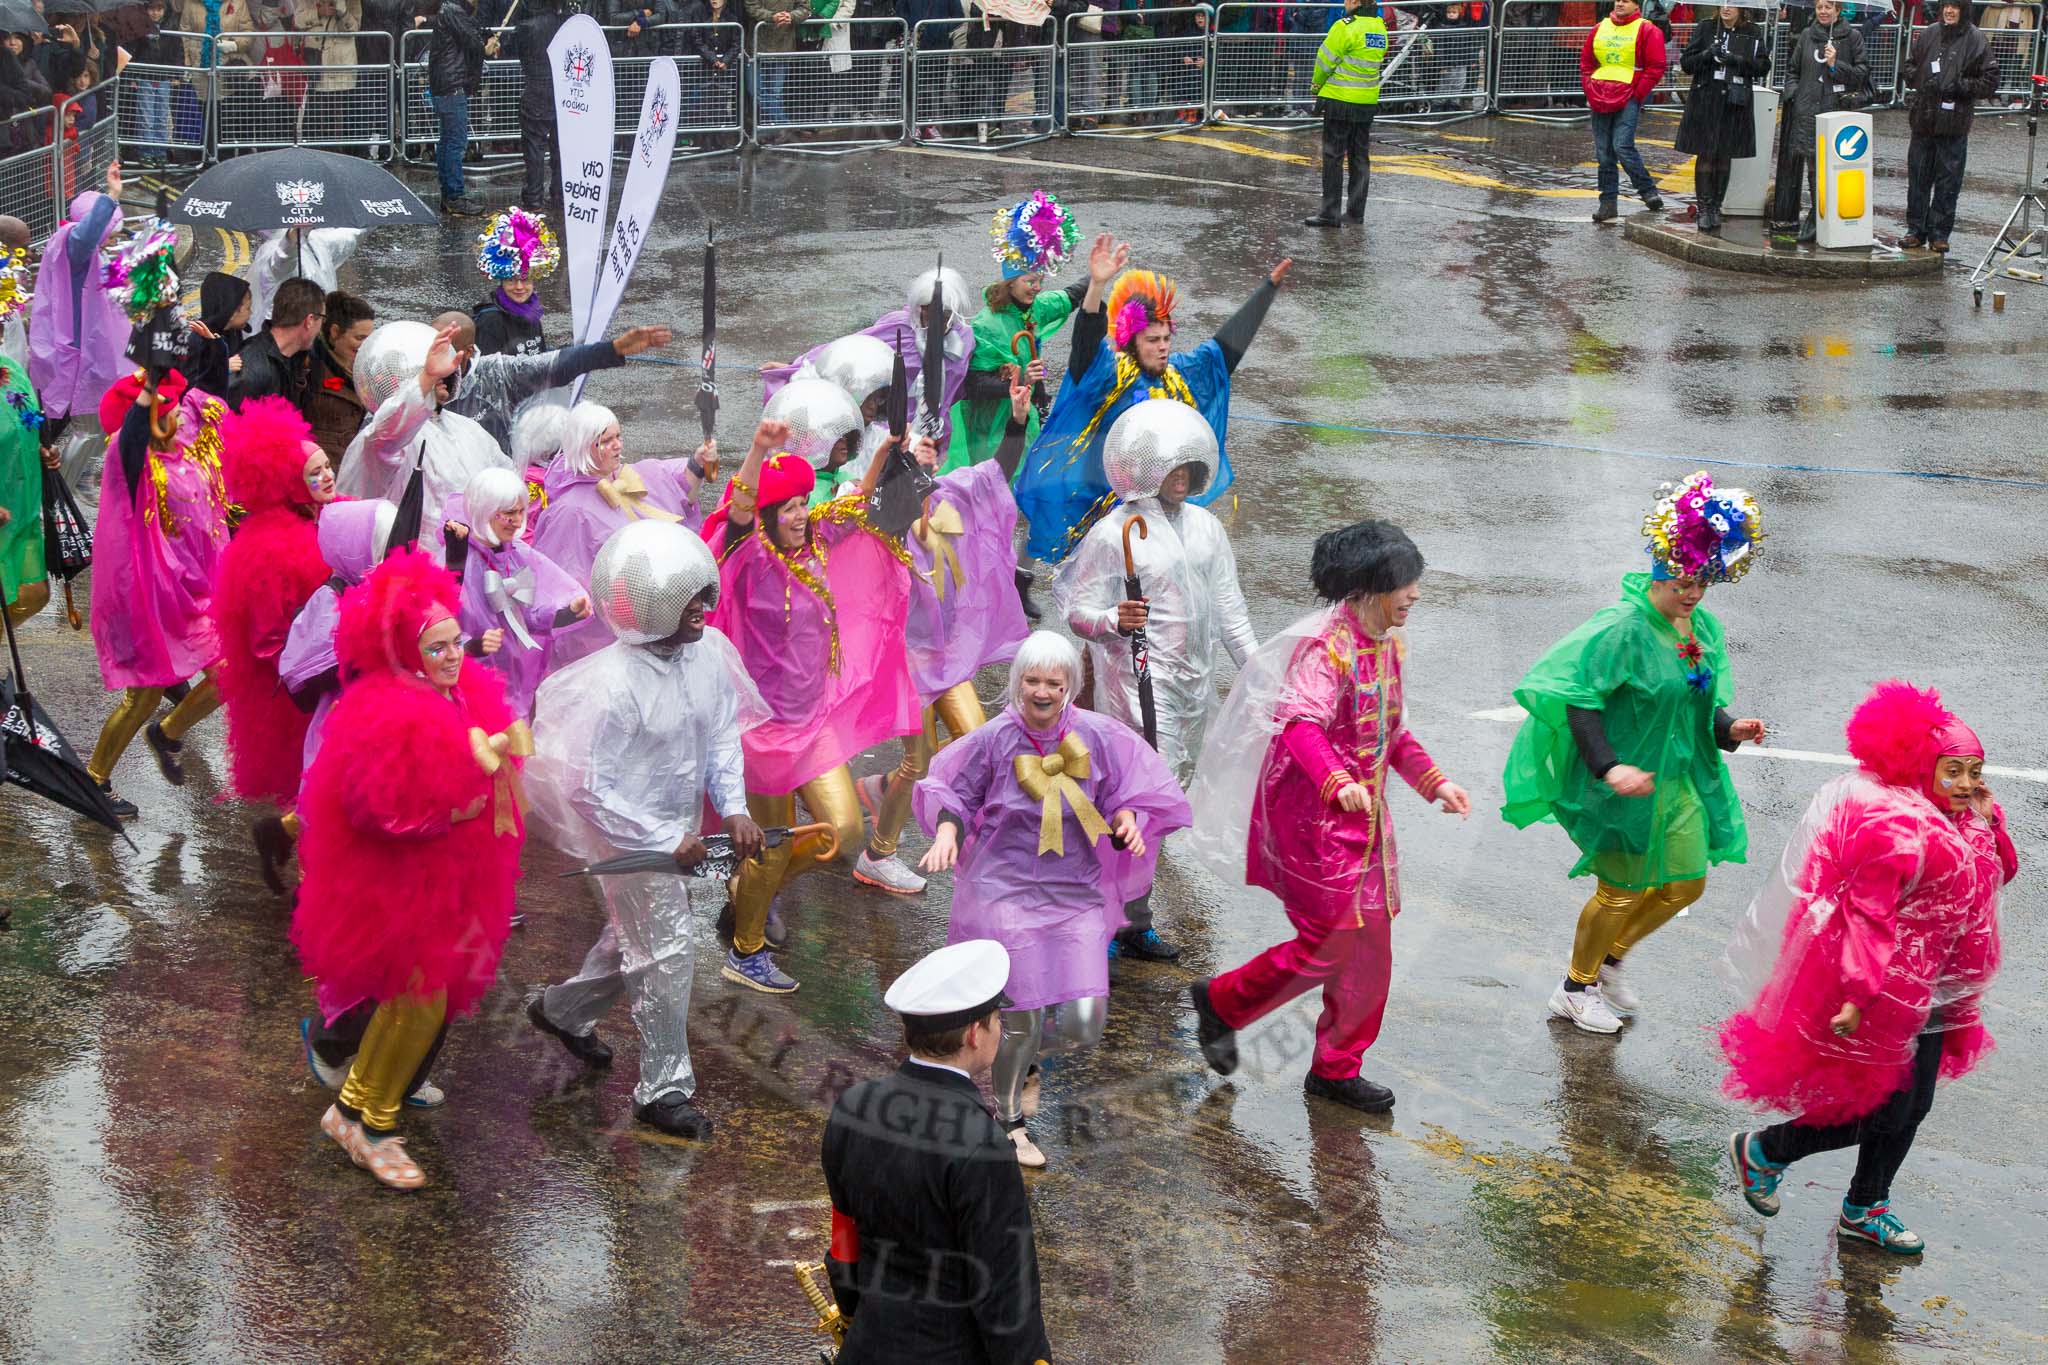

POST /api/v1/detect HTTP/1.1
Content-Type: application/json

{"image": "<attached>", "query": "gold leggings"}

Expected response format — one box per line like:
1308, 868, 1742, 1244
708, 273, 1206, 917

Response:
85, 671, 222, 786
868, 682, 988, 859
728, 765, 864, 956
5, 579, 49, 627
1568, 877, 1707, 985
337, 991, 448, 1133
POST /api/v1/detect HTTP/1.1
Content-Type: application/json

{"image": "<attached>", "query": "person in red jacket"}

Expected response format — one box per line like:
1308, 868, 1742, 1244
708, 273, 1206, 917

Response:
1581, 0, 1668, 222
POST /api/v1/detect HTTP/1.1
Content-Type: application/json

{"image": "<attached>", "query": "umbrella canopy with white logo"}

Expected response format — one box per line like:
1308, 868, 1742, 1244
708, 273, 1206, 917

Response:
166, 148, 437, 232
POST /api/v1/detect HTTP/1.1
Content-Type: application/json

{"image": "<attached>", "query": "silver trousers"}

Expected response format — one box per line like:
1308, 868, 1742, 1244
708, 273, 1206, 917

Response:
992, 996, 1108, 1127
539, 872, 697, 1106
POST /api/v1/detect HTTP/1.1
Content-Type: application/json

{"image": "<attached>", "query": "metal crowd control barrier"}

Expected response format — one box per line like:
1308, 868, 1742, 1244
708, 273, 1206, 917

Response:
1063, 7, 1213, 137
112, 31, 214, 166
0, 107, 60, 244
1770, 16, 1906, 109
662, 26, 749, 157
1376, 19, 1493, 123
73, 78, 121, 206
1494, 8, 1598, 119
910, 18, 1057, 147
213, 32, 396, 156
750, 17, 908, 154
400, 27, 526, 169
1210, 4, 1337, 126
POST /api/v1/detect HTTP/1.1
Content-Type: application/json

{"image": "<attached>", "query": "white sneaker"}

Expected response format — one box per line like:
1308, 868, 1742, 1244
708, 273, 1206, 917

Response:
854, 849, 927, 896
403, 1081, 447, 1109
1009, 1125, 1047, 1168
853, 772, 885, 821
1597, 961, 1640, 1015
1548, 981, 1624, 1035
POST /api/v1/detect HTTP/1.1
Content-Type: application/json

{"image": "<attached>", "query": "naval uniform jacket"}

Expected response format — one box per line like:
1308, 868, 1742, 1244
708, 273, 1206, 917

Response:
821, 1059, 1051, 1365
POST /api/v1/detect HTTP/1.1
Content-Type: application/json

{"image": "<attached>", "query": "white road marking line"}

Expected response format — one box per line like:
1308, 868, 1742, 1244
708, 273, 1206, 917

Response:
1468, 708, 2048, 783
749, 1198, 832, 1214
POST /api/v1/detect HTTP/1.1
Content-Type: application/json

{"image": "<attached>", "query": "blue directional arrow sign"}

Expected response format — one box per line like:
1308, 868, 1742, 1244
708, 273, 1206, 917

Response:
1834, 125, 1868, 161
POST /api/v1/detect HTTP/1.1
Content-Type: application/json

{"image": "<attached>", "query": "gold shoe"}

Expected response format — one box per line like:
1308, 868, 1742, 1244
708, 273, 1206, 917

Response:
335, 1114, 427, 1191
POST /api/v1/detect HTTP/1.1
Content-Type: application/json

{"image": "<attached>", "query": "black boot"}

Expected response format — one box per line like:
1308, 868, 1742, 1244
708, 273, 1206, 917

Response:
98, 781, 139, 821
1592, 197, 1618, 223
1302, 213, 1340, 228
1304, 1072, 1395, 1113
145, 721, 186, 786
526, 993, 615, 1069
635, 1092, 714, 1140
1797, 213, 1817, 244
1190, 979, 1239, 1077
1013, 566, 1042, 623
252, 814, 295, 896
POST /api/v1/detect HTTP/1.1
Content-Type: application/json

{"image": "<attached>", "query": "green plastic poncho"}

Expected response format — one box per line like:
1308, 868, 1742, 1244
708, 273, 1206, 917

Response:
0, 360, 44, 607
941, 287, 1078, 475
1501, 574, 1748, 890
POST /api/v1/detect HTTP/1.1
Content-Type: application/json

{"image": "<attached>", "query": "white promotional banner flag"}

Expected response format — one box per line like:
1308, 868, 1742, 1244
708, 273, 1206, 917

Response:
574, 56, 683, 399
548, 13, 615, 349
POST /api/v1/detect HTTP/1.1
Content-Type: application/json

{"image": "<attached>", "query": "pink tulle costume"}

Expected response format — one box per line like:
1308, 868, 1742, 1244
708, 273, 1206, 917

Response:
444, 491, 585, 716
914, 703, 1190, 1010
90, 377, 233, 690
531, 455, 701, 668
1720, 683, 2014, 1130
905, 459, 1030, 701
290, 550, 525, 1023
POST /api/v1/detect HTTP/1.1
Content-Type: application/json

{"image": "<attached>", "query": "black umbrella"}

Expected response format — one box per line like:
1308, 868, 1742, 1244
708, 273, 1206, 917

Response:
1, 606, 134, 844
41, 0, 133, 14
1121, 514, 1159, 750
40, 464, 91, 629
694, 225, 718, 449
560, 826, 817, 882
166, 148, 436, 234
385, 440, 428, 557
0, 2, 50, 35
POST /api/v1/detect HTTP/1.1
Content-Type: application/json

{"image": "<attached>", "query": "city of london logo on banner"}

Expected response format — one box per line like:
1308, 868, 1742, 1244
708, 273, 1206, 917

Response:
639, 87, 671, 167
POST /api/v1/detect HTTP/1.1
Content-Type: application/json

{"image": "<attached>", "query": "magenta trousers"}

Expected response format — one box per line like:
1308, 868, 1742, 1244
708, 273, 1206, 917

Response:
1207, 903, 1394, 1081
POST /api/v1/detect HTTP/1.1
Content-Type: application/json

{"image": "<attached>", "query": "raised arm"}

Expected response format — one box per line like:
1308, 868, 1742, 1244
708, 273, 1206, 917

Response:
1214, 260, 1291, 374
721, 416, 790, 535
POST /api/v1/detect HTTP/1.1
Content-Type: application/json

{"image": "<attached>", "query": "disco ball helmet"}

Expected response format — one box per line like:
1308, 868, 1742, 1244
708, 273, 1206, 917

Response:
589, 520, 721, 645
1102, 399, 1219, 502
762, 377, 864, 471
810, 334, 896, 403
354, 320, 439, 413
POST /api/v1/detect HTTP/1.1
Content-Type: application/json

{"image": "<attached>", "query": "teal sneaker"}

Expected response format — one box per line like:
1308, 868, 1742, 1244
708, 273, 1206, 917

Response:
1840, 1202, 1925, 1255
1729, 1130, 1785, 1217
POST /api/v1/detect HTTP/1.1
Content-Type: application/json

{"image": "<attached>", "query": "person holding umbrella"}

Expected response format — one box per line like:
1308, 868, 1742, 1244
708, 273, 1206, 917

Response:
1674, 3, 1770, 234
1055, 397, 1256, 963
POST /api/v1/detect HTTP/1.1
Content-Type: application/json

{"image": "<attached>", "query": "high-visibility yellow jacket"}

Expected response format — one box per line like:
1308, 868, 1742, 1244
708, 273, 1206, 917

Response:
1312, 13, 1389, 107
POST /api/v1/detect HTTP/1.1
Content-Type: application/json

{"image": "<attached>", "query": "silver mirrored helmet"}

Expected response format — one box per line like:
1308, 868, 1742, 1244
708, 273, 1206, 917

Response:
761, 377, 864, 471
589, 520, 721, 645
353, 320, 439, 413
1102, 398, 1219, 502
809, 334, 896, 404
905, 266, 973, 327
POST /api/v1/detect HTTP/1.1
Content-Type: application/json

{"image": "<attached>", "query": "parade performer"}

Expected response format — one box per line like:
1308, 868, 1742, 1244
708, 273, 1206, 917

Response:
524, 521, 767, 1140
511, 402, 570, 535
1721, 681, 2012, 1255
29, 175, 131, 450
761, 265, 975, 455
1502, 473, 1766, 1036
211, 397, 337, 877
821, 939, 1053, 1362
704, 418, 924, 993
444, 466, 589, 716
916, 631, 1189, 1166
471, 208, 560, 357
1016, 234, 1289, 564
291, 549, 525, 1191
0, 354, 48, 627
279, 498, 398, 799
1055, 398, 1256, 961
945, 189, 1084, 476
531, 401, 710, 667
857, 380, 1035, 895
1187, 521, 1470, 1115
84, 370, 232, 819
787, 336, 894, 505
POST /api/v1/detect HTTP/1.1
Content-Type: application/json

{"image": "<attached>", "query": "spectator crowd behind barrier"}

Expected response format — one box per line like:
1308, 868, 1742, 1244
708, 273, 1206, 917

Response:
3, 5, 2047, 246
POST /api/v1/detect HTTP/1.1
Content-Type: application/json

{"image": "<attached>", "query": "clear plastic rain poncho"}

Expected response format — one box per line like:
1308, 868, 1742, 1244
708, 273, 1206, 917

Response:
1717, 769, 2009, 1125
1052, 399, 1256, 785
245, 227, 362, 337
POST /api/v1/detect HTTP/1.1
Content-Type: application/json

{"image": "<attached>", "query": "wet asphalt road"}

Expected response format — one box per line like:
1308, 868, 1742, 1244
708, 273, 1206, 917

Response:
3, 111, 2046, 1363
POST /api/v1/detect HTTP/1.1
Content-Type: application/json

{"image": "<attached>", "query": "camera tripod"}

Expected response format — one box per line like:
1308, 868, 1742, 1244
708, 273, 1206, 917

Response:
1970, 73, 2048, 291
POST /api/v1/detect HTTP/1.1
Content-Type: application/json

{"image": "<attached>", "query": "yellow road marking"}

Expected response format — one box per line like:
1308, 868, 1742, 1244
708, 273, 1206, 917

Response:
1162, 129, 1693, 200
1161, 131, 1313, 165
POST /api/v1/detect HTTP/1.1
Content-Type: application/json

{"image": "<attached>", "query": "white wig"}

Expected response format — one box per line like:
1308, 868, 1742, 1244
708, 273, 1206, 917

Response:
464, 466, 528, 547
561, 401, 621, 477
905, 266, 973, 325
1007, 630, 1082, 707
510, 402, 571, 465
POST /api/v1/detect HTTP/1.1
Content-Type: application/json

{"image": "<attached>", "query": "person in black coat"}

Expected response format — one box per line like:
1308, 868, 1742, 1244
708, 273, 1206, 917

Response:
426, 0, 487, 215
493, 0, 569, 214
228, 277, 324, 411
1901, 0, 1999, 252
675, 0, 741, 127
184, 272, 252, 400
821, 940, 1052, 1365
1674, 4, 1770, 234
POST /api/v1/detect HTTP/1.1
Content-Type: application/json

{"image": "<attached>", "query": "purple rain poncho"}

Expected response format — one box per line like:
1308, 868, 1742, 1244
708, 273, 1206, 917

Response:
29, 192, 131, 422
445, 492, 586, 716
906, 459, 1029, 702
278, 499, 389, 789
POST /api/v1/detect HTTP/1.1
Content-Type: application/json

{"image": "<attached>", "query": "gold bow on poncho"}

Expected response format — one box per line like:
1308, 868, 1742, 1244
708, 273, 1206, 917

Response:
597, 465, 681, 523
468, 720, 534, 836
1012, 733, 1110, 857
914, 501, 965, 600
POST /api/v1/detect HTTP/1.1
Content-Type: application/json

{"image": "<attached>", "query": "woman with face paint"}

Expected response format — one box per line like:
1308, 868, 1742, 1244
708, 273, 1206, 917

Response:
700, 417, 926, 994
210, 397, 341, 885
1721, 681, 2014, 1256
1503, 474, 1767, 1036
443, 465, 589, 717
915, 630, 1190, 1167
290, 549, 527, 1191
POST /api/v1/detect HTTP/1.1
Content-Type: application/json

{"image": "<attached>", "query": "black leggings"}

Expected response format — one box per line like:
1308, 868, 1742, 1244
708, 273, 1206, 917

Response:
1757, 1029, 1943, 1208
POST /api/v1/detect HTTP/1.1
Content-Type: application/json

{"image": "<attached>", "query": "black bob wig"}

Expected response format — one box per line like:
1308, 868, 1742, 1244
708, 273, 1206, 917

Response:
1311, 520, 1424, 602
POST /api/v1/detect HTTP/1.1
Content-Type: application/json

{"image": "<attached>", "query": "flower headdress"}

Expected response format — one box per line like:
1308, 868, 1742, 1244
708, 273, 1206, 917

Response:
1642, 471, 1762, 584
989, 190, 1080, 280
1106, 270, 1177, 351
476, 208, 561, 282
102, 220, 180, 326
0, 247, 29, 325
